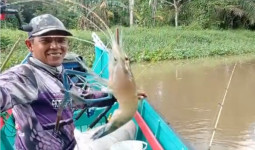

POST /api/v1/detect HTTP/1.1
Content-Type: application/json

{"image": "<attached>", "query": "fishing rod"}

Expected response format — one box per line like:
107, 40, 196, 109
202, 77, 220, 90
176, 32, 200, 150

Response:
208, 62, 237, 150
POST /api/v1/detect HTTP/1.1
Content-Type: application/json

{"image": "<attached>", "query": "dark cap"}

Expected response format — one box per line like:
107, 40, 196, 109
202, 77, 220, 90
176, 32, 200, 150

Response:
26, 14, 72, 38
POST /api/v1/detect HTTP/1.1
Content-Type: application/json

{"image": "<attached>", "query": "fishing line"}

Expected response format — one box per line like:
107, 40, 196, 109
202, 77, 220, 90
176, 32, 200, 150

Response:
135, 28, 190, 80
63, 0, 115, 43
8, 0, 115, 81
208, 62, 237, 150
8, 0, 111, 41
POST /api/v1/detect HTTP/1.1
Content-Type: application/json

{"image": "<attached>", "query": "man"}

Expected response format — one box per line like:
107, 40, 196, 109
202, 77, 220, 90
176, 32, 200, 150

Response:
0, 14, 111, 150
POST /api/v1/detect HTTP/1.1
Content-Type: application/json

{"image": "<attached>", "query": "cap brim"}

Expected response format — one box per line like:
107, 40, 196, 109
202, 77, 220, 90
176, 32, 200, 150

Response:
32, 28, 72, 37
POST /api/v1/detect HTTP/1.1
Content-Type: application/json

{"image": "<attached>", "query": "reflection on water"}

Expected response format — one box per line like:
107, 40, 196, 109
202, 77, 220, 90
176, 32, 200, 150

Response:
132, 55, 255, 150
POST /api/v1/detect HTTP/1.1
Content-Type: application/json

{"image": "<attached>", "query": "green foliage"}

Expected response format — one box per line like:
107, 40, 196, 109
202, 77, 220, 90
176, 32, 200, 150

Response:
0, 29, 28, 70
1, 27, 255, 69
179, 0, 217, 29
134, 0, 153, 26
0, 35, 12, 51
120, 26, 255, 62
107, 0, 129, 26
2, 0, 255, 29
0, 15, 21, 29
68, 30, 95, 67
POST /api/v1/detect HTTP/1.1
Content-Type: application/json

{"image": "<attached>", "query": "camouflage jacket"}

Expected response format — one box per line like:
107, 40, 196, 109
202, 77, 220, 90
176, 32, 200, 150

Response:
0, 57, 108, 150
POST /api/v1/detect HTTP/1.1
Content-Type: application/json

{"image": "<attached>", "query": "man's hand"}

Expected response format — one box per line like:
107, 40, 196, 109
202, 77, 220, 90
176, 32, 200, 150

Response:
137, 91, 147, 100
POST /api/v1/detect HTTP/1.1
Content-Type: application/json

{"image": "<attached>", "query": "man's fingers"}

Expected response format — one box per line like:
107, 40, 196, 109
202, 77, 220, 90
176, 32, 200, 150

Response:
137, 92, 147, 100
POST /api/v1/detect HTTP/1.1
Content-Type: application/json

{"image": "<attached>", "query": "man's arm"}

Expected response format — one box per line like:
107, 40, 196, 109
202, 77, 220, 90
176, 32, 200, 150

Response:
0, 65, 38, 112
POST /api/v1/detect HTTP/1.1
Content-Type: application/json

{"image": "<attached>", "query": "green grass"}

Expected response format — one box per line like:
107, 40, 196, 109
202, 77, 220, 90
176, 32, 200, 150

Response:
1, 27, 255, 70
121, 26, 255, 62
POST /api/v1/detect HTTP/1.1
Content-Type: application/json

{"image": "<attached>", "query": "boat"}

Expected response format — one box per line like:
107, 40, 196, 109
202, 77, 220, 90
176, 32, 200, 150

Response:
0, 4, 189, 149
0, 33, 189, 150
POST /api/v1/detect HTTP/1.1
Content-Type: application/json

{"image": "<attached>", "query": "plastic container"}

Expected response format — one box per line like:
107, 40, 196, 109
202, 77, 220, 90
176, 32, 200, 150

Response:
110, 140, 147, 150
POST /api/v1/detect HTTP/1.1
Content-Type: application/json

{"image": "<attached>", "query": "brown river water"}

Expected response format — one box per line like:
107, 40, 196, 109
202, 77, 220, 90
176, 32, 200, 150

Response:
132, 55, 255, 150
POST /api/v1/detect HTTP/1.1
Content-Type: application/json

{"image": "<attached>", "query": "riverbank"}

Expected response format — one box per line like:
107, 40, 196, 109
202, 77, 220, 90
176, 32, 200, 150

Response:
1, 27, 255, 70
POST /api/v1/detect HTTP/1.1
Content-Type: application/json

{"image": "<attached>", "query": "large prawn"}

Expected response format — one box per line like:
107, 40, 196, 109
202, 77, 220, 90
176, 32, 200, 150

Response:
90, 29, 138, 139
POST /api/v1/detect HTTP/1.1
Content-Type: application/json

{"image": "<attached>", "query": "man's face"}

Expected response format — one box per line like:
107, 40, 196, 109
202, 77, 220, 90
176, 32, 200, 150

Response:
26, 32, 68, 67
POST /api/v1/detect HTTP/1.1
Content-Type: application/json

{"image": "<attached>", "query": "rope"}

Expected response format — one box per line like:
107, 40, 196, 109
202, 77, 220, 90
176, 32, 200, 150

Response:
208, 62, 237, 149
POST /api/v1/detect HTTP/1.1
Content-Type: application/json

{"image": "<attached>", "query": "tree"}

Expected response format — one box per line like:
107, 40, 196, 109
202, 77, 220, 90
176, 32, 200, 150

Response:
212, 0, 255, 29
161, 0, 183, 27
149, 0, 158, 26
129, 0, 134, 26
